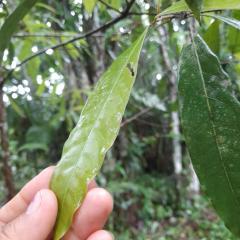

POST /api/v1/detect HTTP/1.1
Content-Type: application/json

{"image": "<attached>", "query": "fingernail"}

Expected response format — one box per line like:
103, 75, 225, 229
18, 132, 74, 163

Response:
26, 191, 42, 215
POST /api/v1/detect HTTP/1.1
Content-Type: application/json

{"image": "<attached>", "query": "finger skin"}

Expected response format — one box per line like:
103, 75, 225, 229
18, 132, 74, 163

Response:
0, 165, 109, 240
0, 166, 97, 224
63, 188, 113, 240
0, 189, 58, 240
86, 230, 114, 240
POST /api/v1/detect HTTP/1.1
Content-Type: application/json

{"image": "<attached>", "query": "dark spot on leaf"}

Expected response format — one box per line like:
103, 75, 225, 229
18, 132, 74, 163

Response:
127, 63, 135, 77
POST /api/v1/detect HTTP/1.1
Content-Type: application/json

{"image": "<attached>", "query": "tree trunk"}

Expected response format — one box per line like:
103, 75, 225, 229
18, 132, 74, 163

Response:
158, 26, 182, 175
83, 10, 105, 84
0, 82, 15, 201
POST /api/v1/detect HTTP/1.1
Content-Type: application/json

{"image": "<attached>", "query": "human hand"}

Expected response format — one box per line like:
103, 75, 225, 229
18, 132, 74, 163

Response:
0, 167, 114, 240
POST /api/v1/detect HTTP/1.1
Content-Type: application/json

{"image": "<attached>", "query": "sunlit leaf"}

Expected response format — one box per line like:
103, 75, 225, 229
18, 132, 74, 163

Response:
83, 0, 97, 14
50, 28, 148, 240
161, 0, 240, 16
36, 3, 56, 13
108, 0, 121, 9
179, 35, 240, 237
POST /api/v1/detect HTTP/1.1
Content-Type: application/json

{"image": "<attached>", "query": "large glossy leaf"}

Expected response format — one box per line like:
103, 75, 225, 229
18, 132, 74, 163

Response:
160, 0, 240, 16
185, 0, 203, 22
50, 28, 148, 240
0, 0, 39, 63
178, 35, 240, 237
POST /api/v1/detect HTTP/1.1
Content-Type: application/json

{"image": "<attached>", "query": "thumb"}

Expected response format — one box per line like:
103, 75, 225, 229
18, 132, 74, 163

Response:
1, 189, 58, 240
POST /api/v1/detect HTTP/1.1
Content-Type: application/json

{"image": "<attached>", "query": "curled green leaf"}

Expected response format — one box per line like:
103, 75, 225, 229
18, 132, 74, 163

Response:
50, 28, 148, 240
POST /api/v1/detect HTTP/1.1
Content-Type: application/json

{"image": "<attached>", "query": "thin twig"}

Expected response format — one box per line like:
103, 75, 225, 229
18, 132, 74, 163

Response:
129, 11, 156, 16
121, 108, 151, 127
13, 33, 107, 38
13, 33, 83, 38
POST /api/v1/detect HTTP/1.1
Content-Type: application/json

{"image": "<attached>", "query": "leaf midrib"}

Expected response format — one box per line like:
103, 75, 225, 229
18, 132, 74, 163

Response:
57, 34, 143, 237
192, 38, 240, 208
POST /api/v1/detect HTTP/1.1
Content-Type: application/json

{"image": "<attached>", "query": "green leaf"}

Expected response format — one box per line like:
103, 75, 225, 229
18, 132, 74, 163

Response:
108, 0, 121, 9
204, 13, 240, 30
26, 126, 51, 146
36, 3, 56, 13
50, 28, 148, 240
8, 42, 15, 64
17, 39, 39, 84
203, 20, 220, 55
83, 0, 97, 14
161, 0, 240, 16
0, 0, 39, 63
185, 0, 203, 22
26, 57, 40, 82
19, 142, 48, 152
0, 12, 7, 19
178, 35, 240, 237
8, 95, 26, 118
228, 11, 240, 54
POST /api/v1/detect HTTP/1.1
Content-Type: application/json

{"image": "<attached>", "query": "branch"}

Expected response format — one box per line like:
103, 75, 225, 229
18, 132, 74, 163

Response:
13, 33, 107, 38
129, 11, 156, 16
121, 107, 151, 128
2, 0, 136, 85
13, 33, 83, 38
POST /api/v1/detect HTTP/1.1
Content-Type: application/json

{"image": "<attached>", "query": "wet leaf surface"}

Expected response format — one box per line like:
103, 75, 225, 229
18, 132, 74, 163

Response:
50, 28, 148, 240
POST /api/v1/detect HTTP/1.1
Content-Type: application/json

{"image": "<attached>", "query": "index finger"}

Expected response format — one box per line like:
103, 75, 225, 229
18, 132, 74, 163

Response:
0, 166, 55, 224
0, 166, 97, 224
